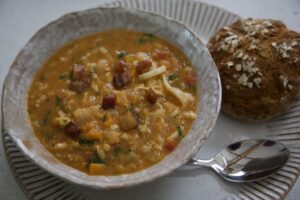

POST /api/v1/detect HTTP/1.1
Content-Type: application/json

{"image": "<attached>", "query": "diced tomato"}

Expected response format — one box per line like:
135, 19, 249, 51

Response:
165, 140, 177, 152
136, 59, 152, 74
184, 71, 197, 87
152, 49, 169, 60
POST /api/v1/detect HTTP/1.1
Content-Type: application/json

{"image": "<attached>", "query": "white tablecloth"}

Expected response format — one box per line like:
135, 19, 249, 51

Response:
0, 0, 299, 199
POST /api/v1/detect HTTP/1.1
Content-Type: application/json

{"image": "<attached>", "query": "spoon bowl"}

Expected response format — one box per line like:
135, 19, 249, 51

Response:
188, 139, 290, 182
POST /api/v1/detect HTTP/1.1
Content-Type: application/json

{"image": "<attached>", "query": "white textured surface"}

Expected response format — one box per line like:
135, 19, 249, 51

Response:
0, 0, 299, 199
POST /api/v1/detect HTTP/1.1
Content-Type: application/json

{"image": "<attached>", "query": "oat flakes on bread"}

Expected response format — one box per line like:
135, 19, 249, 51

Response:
208, 18, 300, 121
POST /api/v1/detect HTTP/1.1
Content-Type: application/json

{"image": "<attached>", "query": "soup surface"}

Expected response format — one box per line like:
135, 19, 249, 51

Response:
28, 29, 198, 175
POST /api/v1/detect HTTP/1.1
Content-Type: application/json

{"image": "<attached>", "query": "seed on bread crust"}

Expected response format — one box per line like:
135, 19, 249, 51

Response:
208, 18, 300, 121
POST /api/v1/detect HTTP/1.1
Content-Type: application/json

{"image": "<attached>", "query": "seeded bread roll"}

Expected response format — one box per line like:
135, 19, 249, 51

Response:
208, 18, 300, 121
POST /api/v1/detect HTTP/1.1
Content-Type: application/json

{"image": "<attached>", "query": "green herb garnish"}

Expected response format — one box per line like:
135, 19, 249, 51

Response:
193, 86, 197, 91
55, 96, 66, 112
128, 104, 135, 113
40, 111, 51, 126
59, 73, 70, 80
190, 86, 197, 93
41, 117, 48, 126
40, 74, 46, 81
78, 138, 95, 146
128, 104, 141, 122
135, 33, 155, 44
173, 82, 181, 88
45, 132, 53, 140
102, 113, 107, 122
117, 50, 128, 59
90, 151, 104, 164
168, 73, 178, 81
114, 146, 122, 154
176, 126, 183, 138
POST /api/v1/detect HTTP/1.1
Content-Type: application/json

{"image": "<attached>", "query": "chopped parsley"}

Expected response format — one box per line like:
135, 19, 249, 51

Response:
78, 138, 95, 146
168, 73, 178, 81
39, 74, 46, 81
41, 116, 48, 126
114, 146, 122, 154
102, 113, 107, 122
55, 96, 66, 112
191, 86, 197, 93
40, 111, 51, 126
128, 104, 141, 122
90, 151, 104, 164
117, 50, 128, 59
135, 33, 155, 44
45, 132, 53, 140
128, 104, 135, 113
59, 73, 70, 80
176, 126, 183, 138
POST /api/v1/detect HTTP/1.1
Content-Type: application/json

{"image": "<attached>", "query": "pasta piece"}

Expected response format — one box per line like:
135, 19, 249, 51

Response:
54, 142, 68, 150
135, 83, 148, 91
147, 79, 165, 96
136, 52, 151, 61
170, 108, 180, 117
139, 123, 150, 134
167, 131, 179, 141
184, 111, 198, 120
52, 111, 71, 128
139, 66, 166, 80
96, 146, 106, 160
149, 109, 165, 118
162, 75, 194, 107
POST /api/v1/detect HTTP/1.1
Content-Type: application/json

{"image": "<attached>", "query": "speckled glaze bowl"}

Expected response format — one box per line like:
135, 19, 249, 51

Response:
2, 7, 221, 189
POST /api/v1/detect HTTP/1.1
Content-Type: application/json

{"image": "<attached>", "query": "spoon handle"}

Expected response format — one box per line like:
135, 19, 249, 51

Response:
187, 158, 214, 167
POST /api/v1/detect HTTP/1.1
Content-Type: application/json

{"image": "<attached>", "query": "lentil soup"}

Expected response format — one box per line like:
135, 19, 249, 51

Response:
27, 29, 198, 175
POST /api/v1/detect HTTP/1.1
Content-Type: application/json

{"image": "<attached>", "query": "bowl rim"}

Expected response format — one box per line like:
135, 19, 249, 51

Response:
2, 6, 222, 189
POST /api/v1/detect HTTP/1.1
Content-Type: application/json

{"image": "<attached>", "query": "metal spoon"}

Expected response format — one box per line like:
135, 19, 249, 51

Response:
187, 139, 290, 182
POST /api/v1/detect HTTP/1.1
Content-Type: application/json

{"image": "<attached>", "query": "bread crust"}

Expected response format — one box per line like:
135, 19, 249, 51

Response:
208, 18, 300, 121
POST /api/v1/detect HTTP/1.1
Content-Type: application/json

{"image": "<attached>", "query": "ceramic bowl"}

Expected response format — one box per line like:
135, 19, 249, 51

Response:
2, 7, 221, 189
